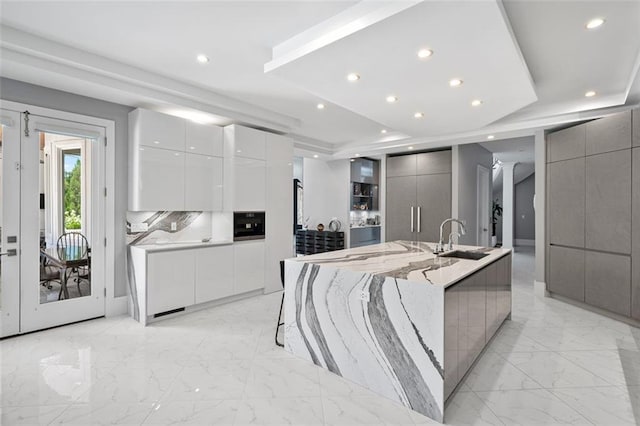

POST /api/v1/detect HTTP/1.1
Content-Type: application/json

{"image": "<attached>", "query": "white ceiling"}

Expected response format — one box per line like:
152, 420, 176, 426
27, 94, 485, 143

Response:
0, 0, 639, 156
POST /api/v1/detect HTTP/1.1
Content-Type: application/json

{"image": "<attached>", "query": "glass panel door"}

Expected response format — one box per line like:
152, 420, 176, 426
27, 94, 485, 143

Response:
20, 115, 105, 334
0, 108, 105, 336
0, 109, 21, 337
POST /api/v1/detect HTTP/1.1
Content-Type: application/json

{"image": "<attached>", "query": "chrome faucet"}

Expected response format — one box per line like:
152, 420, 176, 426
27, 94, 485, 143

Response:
435, 218, 466, 253
448, 232, 461, 251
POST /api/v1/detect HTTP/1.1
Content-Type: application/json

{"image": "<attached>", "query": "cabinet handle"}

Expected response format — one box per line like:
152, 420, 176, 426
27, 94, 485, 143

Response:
417, 207, 421, 233
410, 207, 415, 233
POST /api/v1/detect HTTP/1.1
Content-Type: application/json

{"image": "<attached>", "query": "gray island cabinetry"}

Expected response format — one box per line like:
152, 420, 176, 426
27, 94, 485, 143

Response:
284, 241, 512, 423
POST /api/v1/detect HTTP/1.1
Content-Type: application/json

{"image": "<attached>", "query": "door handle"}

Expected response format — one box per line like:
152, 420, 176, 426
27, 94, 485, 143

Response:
410, 207, 414, 233
0, 249, 17, 257
417, 207, 421, 233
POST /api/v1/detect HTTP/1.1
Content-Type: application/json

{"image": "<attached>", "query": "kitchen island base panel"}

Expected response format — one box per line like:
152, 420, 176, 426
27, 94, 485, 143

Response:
284, 261, 446, 422
284, 242, 512, 424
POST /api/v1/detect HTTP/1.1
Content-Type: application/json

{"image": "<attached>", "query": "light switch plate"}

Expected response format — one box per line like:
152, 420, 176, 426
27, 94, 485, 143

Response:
130, 222, 149, 233
171, 222, 177, 231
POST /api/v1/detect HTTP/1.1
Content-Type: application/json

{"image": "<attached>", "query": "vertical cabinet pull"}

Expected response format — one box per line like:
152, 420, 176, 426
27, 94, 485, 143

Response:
417, 206, 421, 233
410, 206, 415, 232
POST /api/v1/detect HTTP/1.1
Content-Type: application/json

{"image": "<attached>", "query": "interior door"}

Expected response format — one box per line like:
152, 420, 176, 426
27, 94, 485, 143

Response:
386, 175, 416, 242
477, 166, 491, 247
1, 108, 106, 336
0, 110, 21, 337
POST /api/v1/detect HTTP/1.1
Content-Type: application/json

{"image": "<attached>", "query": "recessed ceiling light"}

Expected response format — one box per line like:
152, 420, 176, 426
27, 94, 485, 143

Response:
381, 129, 387, 134
386, 95, 398, 103
585, 90, 596, 97
153, 140, 160, 144
355, 153, 361, 157
417, 48, 433, 59
414, 112, 424, 118
347, 73, 360, 82
237, 149, 242, 153
449, 78, 463, 87
487, 135, 495, 140
350, 159, 355, 162
313, 154, 319, 158
189, 146, 196, 150
586, 18, 605, 29
196, 54, 209, 63
174, 153, 180, 156
471, 99, 483, 107
317, 103, 325, 109
408, 146, 414, 150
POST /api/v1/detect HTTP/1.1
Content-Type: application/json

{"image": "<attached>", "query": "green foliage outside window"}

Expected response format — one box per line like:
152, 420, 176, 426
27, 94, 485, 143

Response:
64, 156, 82, 230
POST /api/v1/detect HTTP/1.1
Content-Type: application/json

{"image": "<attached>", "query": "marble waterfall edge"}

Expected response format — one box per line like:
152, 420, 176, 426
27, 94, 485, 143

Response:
284, 260, 445, 422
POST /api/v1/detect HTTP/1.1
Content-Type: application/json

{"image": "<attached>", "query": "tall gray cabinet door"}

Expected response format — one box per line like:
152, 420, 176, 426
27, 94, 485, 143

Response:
585, 252, 631, 317
548, 246, 585, 302
416, 173, 452, 242
547, 158, 585, 247
484, 261, 498, 342
632, 148, 640, 320
585, 150, 631, 254
386, 176, 417, 242
586, 110, 632, 155
547, 125, 585, 162
416, 150, 452, 175
387, 155, 416, 177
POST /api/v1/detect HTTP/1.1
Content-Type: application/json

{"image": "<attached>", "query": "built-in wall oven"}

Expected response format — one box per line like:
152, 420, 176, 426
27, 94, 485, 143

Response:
233, 212, 265, 241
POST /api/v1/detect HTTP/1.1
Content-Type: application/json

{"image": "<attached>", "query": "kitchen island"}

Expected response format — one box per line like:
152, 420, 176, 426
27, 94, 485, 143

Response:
284, 240, 512, 423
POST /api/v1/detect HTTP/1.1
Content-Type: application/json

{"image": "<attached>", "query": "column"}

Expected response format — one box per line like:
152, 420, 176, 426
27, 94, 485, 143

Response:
502, 162, 517, 250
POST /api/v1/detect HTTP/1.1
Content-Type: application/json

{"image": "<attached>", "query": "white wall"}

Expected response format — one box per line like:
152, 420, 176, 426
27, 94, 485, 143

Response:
0, 77, 132, 297
302, 158, 350, 246
454, 143, 493, 245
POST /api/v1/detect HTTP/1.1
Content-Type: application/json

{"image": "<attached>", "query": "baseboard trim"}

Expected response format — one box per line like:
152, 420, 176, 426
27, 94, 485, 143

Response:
106, 295, 128, 317
548, 291, 640, 328
515, 239, 535, 246
533, 280, 548, 297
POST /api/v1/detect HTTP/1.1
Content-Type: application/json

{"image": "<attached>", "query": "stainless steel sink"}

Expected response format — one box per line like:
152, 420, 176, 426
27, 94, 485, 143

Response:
438, 250, 489, 260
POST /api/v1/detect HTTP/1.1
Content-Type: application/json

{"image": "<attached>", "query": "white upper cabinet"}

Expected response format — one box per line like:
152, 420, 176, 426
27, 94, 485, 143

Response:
234, 157, 266, 211
129, 108, 225, 211
225, 125, 266, 160
130, 108, 185, 151
186, 120, 223, 157
133, 146, 185, 211
185, 154, 223, 211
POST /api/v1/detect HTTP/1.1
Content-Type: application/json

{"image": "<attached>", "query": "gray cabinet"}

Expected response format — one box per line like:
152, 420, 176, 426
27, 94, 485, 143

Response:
443, 253, 511, 400
633, 109, 640, 147
633, 148, 640, 320
351, 158, 379, 184
350, 226, 381, 248
547, 158, 585, 247
585, 150, 631, 254
485, 261, 498, 342
387, 154, 416, 177
416, 174, 452, 242
386, 176, 417, 241
386, 150, 452, 242
417, 150, 452, 175
547, 125, 585, 162
586, 110, 632, 155
548, 246, 585, 301
585, 251, 631, 316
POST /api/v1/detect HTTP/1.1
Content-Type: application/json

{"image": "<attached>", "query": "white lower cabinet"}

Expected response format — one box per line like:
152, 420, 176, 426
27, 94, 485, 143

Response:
234, 241, 265, 294
195, 245, 234, 304
147, 250, 195, 315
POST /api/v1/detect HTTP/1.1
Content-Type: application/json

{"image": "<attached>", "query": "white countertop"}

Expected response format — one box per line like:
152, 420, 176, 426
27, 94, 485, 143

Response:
289, 240, 511, 288
130, 240, 233, 253
350, 224, 381, 229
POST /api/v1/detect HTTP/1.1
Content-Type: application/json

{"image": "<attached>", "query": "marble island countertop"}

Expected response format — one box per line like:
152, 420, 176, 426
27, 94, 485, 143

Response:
290, 240, 511, 288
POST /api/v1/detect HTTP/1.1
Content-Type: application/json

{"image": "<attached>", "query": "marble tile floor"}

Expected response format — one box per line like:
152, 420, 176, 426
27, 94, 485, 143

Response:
2, 246, 639, 425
